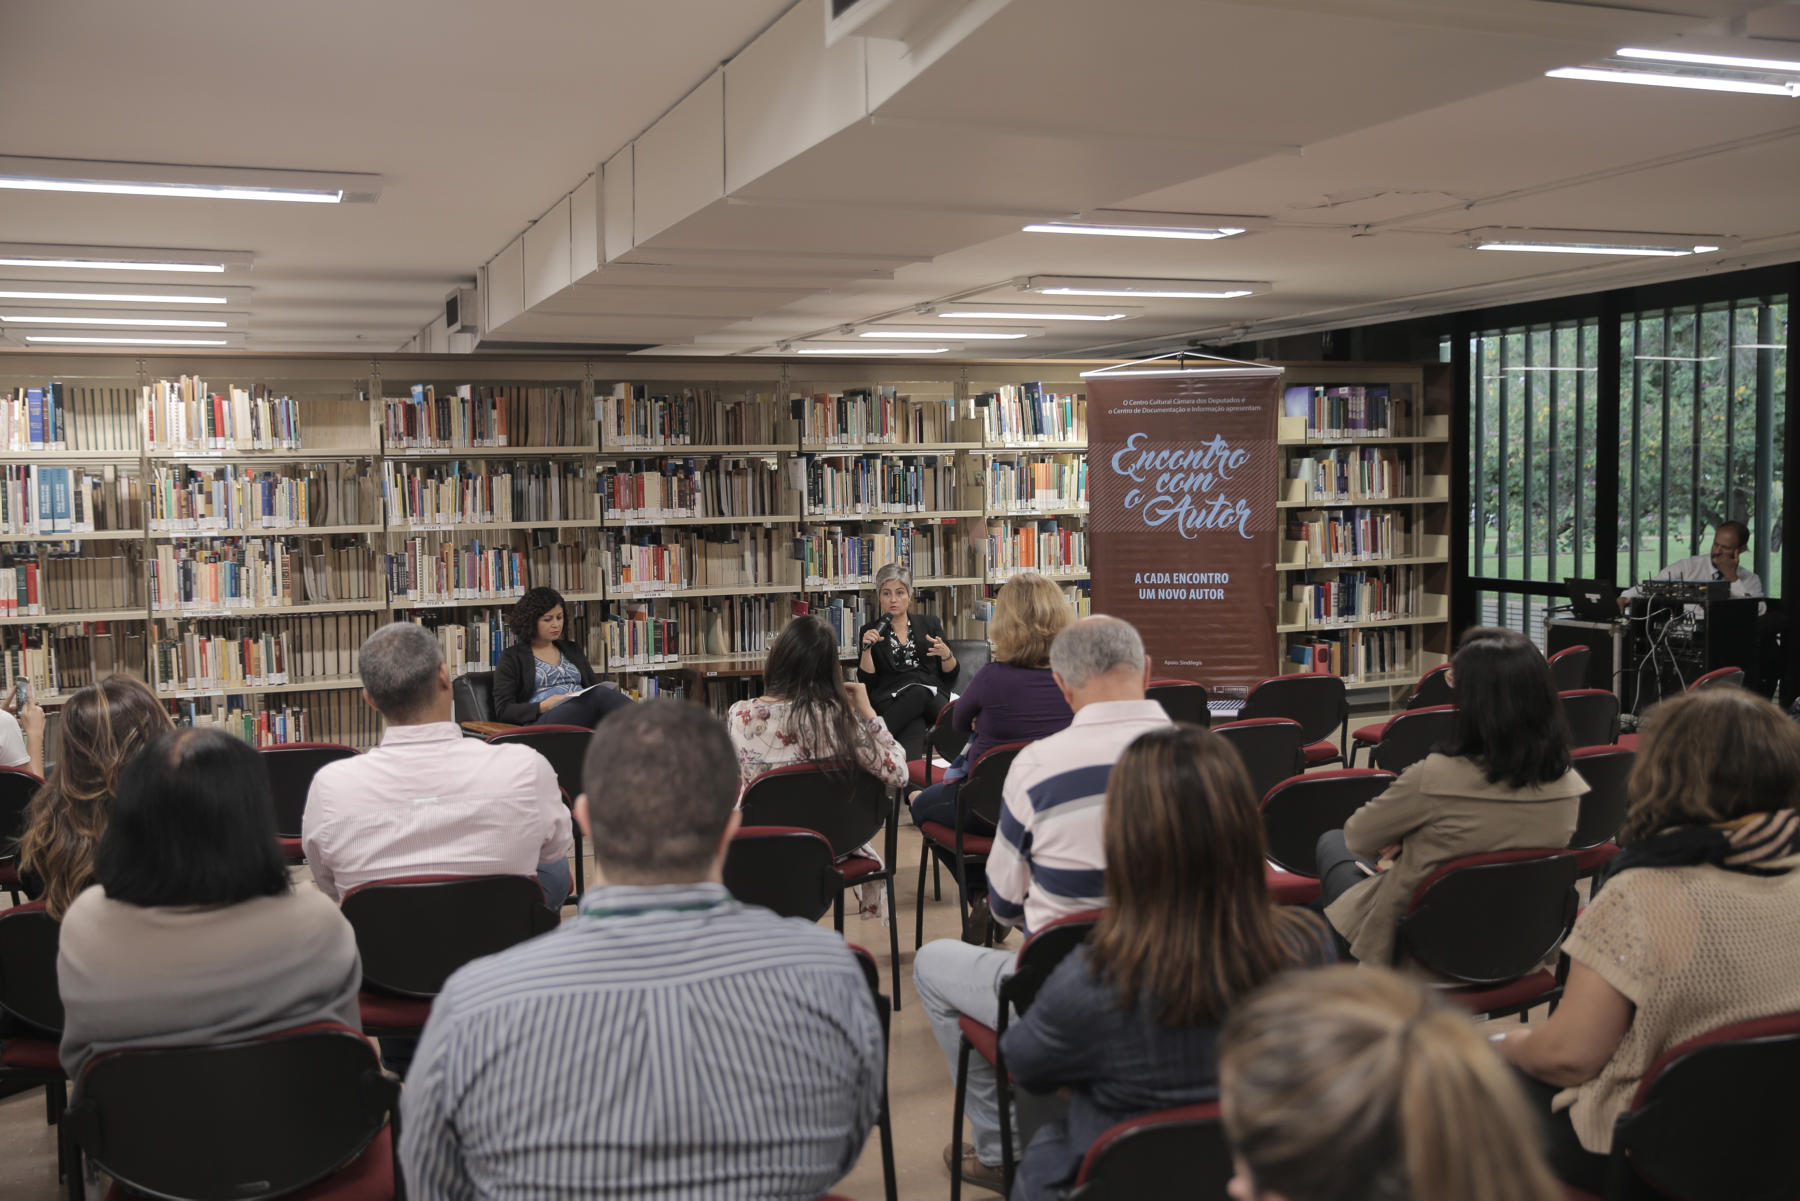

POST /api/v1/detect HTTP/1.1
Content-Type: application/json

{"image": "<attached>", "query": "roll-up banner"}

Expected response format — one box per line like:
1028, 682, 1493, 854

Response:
1087, 362, 1285, 694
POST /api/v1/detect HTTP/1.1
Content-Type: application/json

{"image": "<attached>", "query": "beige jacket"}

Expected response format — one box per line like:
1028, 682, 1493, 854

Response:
1324, 753, 1586, 967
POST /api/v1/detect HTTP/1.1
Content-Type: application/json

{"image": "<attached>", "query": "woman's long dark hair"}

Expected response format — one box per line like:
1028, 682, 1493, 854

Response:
95, 728, 290, 908
1441, 627, 1572, 788
762, 615, 883, 775
508, 586, 566, 644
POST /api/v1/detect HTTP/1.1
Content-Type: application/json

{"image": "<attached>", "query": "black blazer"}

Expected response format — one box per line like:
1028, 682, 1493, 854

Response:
856, 612, 956, 709
492, 638, 598, 726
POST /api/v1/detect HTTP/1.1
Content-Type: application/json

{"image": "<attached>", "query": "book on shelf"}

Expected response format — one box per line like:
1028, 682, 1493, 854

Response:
1285, 509, 1406, 565
981, 452, 1087, 512
37, 546, 139, 613
383, 459, 590, 527
145, 378, 303, 452
150, 461, 371, 531
152, 535, 378, 612
798, 521, 965, 587
985, 518, 1087, 578
1290, 566, 1419, 626
411, 607, 521, 677
172, 690, 382, 750
601, 385, 792, 449
1287, 447, 1412, 502
600, 456, 787, 522
7, 622, 147, 696
1, 383, 144, 453
1287, 626, 1414, 683
1, 464, 144, 535
798, 385, 958, 447
151, 611, 382, 693
978, 383, 1086, 445
603, 526, 797, 596
385, 534, 526, 604
1281, 384, 1414, 440
387, 383, 585, 450
803, 453, 955, 516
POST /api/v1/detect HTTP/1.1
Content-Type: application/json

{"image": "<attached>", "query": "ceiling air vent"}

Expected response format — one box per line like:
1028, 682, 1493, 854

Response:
824, 0, 970, 48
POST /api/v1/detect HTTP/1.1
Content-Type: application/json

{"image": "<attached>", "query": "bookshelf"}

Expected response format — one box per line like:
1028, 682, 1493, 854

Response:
1274, 364, 1453, 697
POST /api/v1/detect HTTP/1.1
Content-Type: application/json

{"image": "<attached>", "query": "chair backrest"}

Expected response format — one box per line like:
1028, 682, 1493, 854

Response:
1213, 718, 1306, 805
1569, 745, 1635, 851
1406, 663, 1455, 709
1370, 704, 1455, 774
0, 766, 42, 862
722, 826, 841, 922
1239, 674, 1347, 745
955, 741, 1030, 832
1546, 645, 1592, 692
1612, 1012, 1800, 1201
487, 724, 593, 805
848, 943, 890, 1045
1146, 680, 1211, 728
1397, 849, 1578, 983
258, 742, 357, 839
340, 874, 559, 998
947, 638, 991, 694
1689, 666, 1746, 693
999, 910, 1103, 1017
66, 1022, 397, 1201
1068, 1102, 1232, 1201
1259, 769, 1396, 877
1559, 688, 1620, 747
452, 669, 497, 724
739, 762, 890, 858
925, 701, 971, 766
0, 901, 63, 1036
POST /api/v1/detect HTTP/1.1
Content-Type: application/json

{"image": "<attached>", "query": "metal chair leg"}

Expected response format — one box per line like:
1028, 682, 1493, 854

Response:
885, 874, 901, 1012
950, 1039, 971, 1201
878, 1090, 898, 1201
833, 890, 845, 933
915, 848, 930, 950
997, 1050, 1015, 1192
933, 857, 942, 900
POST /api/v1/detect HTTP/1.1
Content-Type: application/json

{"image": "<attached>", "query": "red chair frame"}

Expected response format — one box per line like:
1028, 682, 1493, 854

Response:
487, 724, 593, 900
914, 741, 1030, 952
1239, 673, 1348, 767
259, 742, 357, 865
1547, 645, 1593, 692
722, 826, 842, 922
1365, 704, 1455, 775
1559, 688, 1621, 748
1349, 663, 1453, 764
1259, 768, 1396, 906
1146, 679, 1211, 727
1212, 718, 1306, 810
848, 945, 899, 1201
1569, 746, 1634, 877
1067, 1101, 1231, 1201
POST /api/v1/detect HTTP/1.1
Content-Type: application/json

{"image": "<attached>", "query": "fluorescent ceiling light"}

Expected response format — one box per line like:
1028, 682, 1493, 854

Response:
0, 280, 246, 305
1021, 211, 1252, 241
792, 342, 960, 355
1466, 228, 1726, 257
2, 314, 229, 329
1023, 276, 1268, 299
0, 243, 253, 273
862, 326, 1036, 340
22, 335, 235, 346
1079, 365, 1283, 379
1545, 66, 1796, 96
935, 306, 1138, 322
0, 156, 381, 204
1635, 354, 1719, 362
1616, 47, 1800, 73
1733, 343, 1787, 350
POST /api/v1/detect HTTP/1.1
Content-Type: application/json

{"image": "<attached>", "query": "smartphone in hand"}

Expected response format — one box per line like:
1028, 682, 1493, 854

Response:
10, 679, 27, 710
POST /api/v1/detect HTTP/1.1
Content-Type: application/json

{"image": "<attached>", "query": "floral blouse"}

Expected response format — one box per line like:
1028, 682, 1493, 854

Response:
727, 698, 910, 792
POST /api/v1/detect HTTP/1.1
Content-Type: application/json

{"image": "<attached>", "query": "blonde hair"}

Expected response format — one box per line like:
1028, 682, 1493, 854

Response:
1220, 966, 1561, 1201
989, 573, 1072, 668
1621, 687, 1800, 842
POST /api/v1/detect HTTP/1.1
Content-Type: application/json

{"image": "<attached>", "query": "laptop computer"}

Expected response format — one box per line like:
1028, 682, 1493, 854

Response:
1565, 578, 1622, 622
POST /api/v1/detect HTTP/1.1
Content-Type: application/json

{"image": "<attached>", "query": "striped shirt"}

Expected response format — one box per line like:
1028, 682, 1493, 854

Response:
399, 882, 884, 1200
986, 700, 1172, 935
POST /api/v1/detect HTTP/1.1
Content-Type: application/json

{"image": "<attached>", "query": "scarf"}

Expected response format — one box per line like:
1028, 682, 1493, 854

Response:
1599, 809, 1800, 890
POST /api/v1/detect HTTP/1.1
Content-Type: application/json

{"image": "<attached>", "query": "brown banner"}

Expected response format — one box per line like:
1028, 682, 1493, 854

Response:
1088, 366, 1284, 694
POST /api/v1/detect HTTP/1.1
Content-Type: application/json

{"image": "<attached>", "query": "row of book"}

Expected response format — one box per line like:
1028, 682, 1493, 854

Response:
803, 454, 955, 516
1287, 447, 1414, 502
982, 454, 1087, 512
149, 538, 381, 613
1284, 508, 1409, 565
144, 378, 304, 452
603, 527, 796, 596
0, 465, 143, 535
0, 621, 149, 699
1, 384, 144, 453
414, 608, 517, 679
979, 383, 1085, 445
599, 457, 788, 522
798, 522, 966, 588
173, 692, 381, 750
385, 537, 528, 604
800, 387, 960, 447
1282, 384, 1414, 440
383, 460, 588, 528
1288, 567, 1420, 626
1286, 627, 1417, 683
601, 385, 794, 449
984, 519, 1087, 578
151, 612, 383, 693
149, 463, 372, 531
384, 384, 587, 451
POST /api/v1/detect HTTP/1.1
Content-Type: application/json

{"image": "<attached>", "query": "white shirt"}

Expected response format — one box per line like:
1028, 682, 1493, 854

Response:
985, 699, 1172, 935
0, 710, 27, 769
1623, 553, 1763, 600
301, 722, 573, 901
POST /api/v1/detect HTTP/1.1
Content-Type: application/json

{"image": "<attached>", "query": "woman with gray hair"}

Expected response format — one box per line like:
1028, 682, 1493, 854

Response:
857, 563, 958, 758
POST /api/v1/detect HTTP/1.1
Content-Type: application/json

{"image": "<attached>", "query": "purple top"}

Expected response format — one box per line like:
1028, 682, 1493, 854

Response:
954, 662, 1074, 766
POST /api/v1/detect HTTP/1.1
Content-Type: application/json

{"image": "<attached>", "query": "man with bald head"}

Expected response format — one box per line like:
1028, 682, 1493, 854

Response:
913, 615, 1172, 1191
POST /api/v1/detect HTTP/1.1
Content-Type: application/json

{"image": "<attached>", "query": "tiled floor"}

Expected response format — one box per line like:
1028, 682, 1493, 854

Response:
0, 719, 1404, 1201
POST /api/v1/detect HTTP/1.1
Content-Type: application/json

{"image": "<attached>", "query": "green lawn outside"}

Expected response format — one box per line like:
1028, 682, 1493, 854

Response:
1473, 540, 1784, 596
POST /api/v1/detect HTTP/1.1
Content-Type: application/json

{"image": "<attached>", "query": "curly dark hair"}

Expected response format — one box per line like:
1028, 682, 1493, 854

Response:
508, 586, 567, 644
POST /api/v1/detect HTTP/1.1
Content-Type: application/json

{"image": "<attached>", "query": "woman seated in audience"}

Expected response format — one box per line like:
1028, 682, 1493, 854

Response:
910, 571, 1073, 833
17, 674, 172, 920
1497, 687, 1800, 1192
731, 614, 909, 918
1315, 626, 1586, 965
1000, 726, 1336, 1201
857, 564, 958, 758
1221, 965, 1562, 1201
491, 586, 632, 729
57, 728, 361, 1079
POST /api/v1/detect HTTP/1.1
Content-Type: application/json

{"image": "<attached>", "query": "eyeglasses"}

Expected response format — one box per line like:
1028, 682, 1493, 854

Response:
1712, 542, 1743, 554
